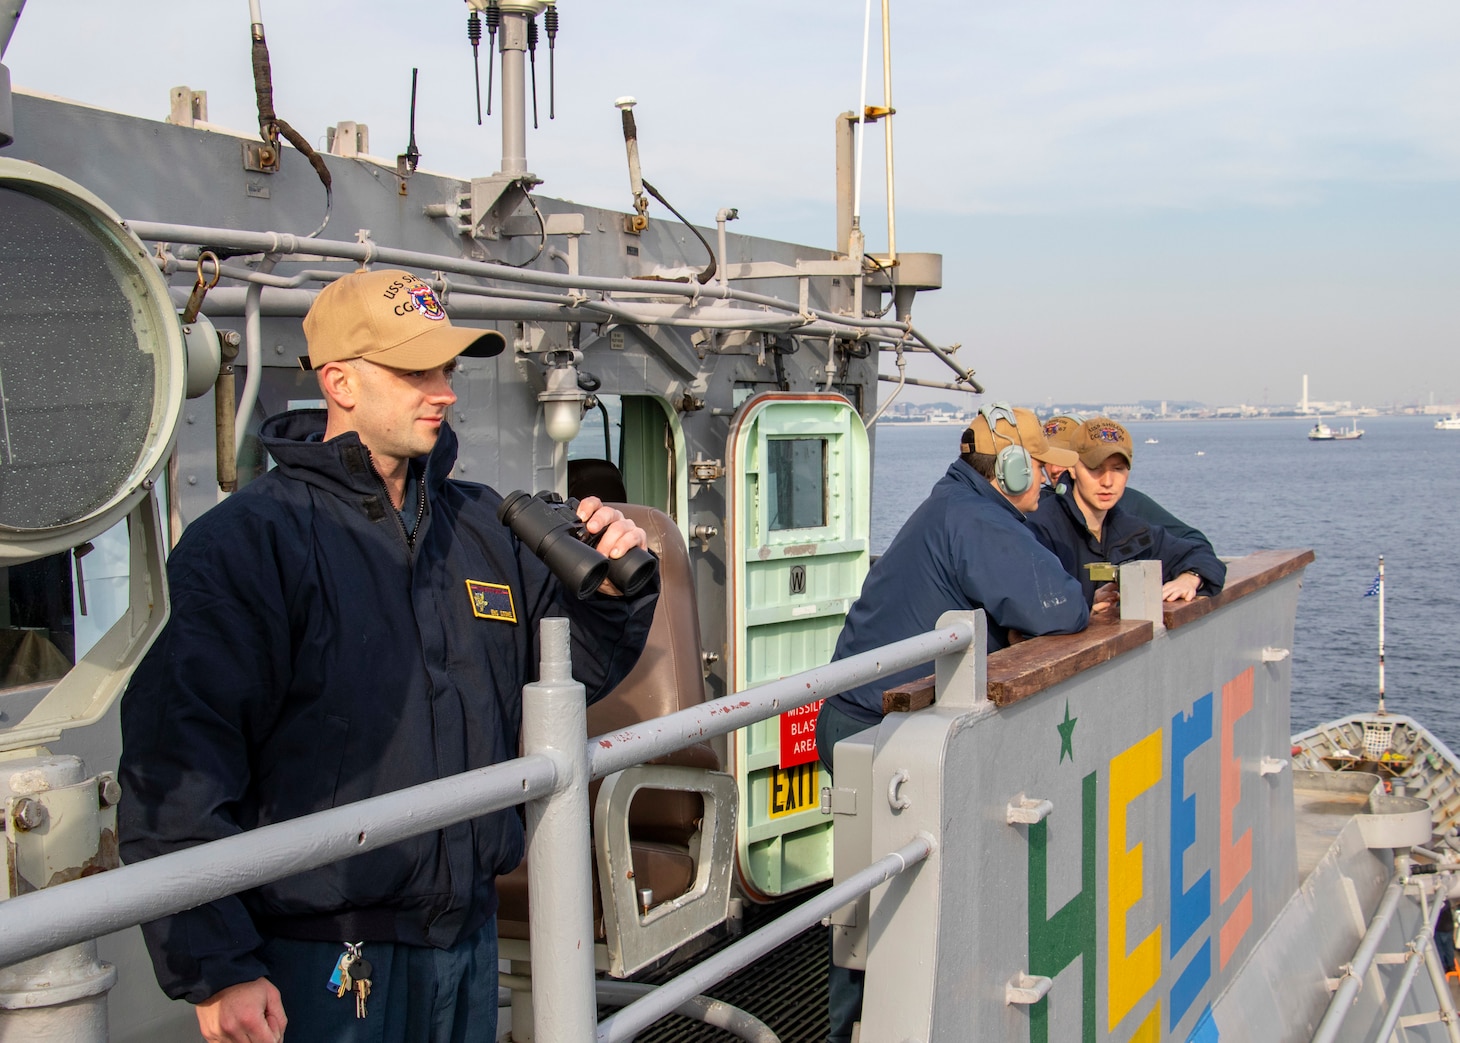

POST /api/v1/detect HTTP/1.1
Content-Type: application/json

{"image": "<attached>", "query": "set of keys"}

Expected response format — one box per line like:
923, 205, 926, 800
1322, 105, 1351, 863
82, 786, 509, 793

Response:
329, 942, 372, 1019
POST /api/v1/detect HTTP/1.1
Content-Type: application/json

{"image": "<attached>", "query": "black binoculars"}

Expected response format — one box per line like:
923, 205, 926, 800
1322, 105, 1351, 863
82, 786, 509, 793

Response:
497, 490, 658, 600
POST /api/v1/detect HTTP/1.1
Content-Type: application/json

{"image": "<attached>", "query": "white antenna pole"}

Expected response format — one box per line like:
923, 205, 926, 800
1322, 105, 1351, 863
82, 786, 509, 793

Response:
880, 0, 897, 262
852, 0, 872, 230
1377, 555, 1386, 714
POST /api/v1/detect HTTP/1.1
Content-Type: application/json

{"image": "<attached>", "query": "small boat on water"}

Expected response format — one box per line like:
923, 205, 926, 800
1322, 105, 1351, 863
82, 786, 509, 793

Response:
1292, 558, 1460, 863
1434, 414, 1460, 431
1144, 437, 1159, 444
1309, 419, 1364, 441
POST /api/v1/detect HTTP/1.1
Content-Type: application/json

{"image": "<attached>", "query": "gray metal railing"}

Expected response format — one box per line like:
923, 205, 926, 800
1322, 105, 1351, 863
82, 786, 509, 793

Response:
589, 621, 977, 779
0, 755, 558, 968
127, 220, 977, 388
0, 616, 975, 1037
596, 834, 936, 1043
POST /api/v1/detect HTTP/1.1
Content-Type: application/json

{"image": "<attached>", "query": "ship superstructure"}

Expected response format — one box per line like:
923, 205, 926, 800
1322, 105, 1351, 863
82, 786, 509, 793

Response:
1, 5, 1458, 1041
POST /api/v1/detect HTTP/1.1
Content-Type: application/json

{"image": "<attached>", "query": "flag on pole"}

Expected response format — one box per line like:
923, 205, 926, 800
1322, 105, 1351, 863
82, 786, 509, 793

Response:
1363, 574, 1381, 598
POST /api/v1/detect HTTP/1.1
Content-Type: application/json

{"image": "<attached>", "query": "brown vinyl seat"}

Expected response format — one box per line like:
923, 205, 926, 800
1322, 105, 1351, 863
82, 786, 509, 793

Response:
496, 504, 724, 950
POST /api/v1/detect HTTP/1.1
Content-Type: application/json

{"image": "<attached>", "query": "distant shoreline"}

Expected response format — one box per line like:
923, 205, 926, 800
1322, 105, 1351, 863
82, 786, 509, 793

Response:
876, 412, 1432, 427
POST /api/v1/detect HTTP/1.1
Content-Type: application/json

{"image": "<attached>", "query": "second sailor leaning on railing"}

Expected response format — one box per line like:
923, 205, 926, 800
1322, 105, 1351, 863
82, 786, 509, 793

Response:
116, 269, 659, 1043
814, 403, 1092, 1043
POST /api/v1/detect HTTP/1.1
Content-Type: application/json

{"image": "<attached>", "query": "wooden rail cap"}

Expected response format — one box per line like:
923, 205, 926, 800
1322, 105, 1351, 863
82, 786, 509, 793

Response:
879, 548, 1314, 712
1163, 548, 1314, 630
881, 620, 1153, 713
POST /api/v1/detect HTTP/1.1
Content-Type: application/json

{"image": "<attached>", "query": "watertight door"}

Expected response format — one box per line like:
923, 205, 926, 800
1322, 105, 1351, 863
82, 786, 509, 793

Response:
725, 392, 871, 899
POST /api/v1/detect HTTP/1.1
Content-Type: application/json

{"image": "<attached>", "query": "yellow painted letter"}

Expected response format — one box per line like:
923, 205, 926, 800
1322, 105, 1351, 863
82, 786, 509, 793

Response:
1108, 729, 1163, 1032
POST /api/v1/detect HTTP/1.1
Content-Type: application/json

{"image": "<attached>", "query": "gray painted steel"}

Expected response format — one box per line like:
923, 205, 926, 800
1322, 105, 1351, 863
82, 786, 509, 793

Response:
586, 620, 975, 778
595, 834, 934, 1043
5, 92, 899, 697
6, 32, 1457, 1042
1367, 893, 1458, 1043
1312, 878, 1406, 1043
0, 616, 964, 973
846, 582, 1305, 1040
522, 619, 599, 1041
593, 981, 777, 1043
0, 755, 557, 968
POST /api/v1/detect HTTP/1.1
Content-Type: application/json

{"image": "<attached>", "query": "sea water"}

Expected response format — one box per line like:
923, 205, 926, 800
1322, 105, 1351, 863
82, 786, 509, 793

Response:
869, 416, 1460, 751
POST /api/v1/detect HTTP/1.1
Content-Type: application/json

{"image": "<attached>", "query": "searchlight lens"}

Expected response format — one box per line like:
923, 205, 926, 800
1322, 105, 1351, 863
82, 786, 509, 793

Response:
0, 163, 184, 544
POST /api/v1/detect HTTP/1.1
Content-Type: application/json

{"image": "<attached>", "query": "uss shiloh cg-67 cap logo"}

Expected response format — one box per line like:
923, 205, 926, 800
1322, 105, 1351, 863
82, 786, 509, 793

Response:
408, 283, 446, 320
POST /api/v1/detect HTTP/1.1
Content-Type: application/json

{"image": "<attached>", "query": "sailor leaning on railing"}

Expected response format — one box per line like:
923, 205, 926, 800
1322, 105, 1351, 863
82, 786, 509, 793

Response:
118, 269, 659, 1043
815, 403, 1092, 1043
813, 402, 1227, 1043
1029, 415, 1226, 607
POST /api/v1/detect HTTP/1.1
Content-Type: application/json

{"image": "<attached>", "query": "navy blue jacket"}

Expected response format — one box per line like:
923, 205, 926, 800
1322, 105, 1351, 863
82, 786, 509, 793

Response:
119, 412, 656, 1003
1047, 478, 1214, 553
1117, 486, 1215, 554
825, 460, 1089, 725
1027, 485, 1226, 605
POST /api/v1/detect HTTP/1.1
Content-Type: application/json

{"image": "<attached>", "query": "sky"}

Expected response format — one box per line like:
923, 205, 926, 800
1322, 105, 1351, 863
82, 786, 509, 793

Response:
6, 1, 1459, 408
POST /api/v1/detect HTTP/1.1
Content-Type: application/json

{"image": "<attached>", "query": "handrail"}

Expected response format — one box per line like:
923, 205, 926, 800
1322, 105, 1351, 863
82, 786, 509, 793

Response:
125, 220, 976, 386
594, 981, 778, 1043
1164, 548, 1314, 630
1311, 875, 1406, 1043
0, 619, 975, 973
1369, 877, 1459, 1043
0, 755, 558, 968
588, 619, 976, 778
595, 833, 936, 1043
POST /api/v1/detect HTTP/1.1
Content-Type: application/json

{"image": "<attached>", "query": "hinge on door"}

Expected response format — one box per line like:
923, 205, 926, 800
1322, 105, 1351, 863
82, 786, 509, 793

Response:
689, 455, 724, 486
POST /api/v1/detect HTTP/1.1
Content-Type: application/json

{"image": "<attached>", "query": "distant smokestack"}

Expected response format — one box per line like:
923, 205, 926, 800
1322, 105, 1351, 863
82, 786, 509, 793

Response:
1302, 374, 1309, 413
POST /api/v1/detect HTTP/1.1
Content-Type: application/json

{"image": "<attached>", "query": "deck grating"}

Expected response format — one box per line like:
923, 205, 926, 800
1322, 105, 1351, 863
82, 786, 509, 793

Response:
604, 902, 829, 1043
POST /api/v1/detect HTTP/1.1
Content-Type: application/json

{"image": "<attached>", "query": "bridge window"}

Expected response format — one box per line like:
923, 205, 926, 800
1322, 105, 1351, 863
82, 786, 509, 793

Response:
564, 394, 682, 521
767, 437, 825, 531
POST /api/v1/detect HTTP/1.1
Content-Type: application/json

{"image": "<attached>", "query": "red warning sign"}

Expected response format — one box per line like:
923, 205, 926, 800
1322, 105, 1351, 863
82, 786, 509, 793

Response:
779, 698, 823, 769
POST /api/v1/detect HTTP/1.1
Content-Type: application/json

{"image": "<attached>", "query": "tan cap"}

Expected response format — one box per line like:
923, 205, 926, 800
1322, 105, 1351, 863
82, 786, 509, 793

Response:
962, 404, 1078, 467
1040, 413, 1087, 453
1073, 417, 1134, 468
303, 269, 506, 370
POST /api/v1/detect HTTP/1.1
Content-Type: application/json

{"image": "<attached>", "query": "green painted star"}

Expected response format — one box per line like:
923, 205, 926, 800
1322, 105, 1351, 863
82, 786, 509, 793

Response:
1057, 700, 1077, 764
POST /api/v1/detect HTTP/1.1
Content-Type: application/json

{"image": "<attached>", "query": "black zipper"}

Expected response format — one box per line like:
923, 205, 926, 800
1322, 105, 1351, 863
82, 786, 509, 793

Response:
366, 452, 427, 551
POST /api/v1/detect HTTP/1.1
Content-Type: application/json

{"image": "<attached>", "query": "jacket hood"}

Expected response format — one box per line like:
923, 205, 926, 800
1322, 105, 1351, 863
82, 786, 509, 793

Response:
944, 459, 1027, 522
258, 409, 459, 499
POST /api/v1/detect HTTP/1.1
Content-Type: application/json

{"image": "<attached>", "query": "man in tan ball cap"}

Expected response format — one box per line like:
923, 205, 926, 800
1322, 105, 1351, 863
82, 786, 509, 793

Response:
121, 269, 658, 1043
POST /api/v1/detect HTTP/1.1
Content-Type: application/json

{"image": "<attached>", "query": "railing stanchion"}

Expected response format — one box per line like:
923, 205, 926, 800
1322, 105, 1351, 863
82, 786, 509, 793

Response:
522, 618, 598, 1041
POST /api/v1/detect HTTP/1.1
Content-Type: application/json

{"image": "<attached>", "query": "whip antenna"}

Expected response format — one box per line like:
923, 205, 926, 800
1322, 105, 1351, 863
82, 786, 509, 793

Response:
545, 1, 559, 119
467, 9, 483, 125
527, 14, 540, 129
399, 67, 421, 175
485, 1, 500, 117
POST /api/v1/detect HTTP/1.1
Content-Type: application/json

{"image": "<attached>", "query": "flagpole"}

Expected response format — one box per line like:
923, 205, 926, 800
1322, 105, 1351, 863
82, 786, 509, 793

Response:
1377, 555, 1386, 714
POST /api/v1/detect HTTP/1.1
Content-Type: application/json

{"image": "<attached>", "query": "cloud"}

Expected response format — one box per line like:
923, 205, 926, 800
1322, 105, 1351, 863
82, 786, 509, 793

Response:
7, 0, 1456, 223
6, 1, 1456, 405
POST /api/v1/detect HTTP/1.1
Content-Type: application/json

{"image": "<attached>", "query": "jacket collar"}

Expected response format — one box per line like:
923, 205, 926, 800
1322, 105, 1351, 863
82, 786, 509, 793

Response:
1052, 484, 1147, 551
258, 409, 459, 500
944, 459, 1027, 522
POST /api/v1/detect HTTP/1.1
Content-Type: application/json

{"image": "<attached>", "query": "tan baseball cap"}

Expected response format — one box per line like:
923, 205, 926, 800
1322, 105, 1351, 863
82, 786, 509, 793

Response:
962, 404, 1078, 467
1073, 417, 1134, 468
303, 269, 506, 370
1040, 413, 1088, 453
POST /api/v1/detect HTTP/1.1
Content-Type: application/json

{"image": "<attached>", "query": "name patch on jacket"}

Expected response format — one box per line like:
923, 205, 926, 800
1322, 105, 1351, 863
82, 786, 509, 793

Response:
466, 580, 517, 623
